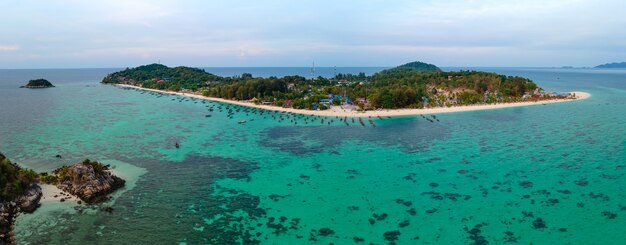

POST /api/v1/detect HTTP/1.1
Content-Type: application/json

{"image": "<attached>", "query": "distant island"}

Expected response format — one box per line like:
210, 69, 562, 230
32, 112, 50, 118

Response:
102, 61, 585, 116
595, 62, 626, 68
20, 79, 55, 88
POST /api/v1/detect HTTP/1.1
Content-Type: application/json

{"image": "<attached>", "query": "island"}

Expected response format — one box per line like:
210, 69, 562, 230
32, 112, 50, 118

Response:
595, 62, 626, 68
102, 61, 587, 117
20, 79, 55, 88
0, 153, 125, 244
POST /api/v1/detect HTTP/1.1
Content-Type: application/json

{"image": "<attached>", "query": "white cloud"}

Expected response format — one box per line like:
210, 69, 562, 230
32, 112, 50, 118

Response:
1, 0, 625, 67
0, 45, 19, 51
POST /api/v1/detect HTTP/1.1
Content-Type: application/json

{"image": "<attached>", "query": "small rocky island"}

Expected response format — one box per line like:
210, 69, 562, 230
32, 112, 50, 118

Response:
42, 159, 125, 203
1, 154, 124, 244
20, 79, 55, 88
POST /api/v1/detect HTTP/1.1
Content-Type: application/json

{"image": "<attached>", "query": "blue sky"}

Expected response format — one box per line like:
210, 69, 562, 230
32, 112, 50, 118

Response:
0, 0, 624, 68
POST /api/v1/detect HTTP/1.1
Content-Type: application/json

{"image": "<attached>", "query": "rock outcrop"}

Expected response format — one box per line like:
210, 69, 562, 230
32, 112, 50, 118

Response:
0, 153, 41, 245
0, 202, 17, 245
20, 79, 55, 88
0, 186, 39, 245
1, 156, 125, 243
55, 159, 125, 203
16, 185, 42, 213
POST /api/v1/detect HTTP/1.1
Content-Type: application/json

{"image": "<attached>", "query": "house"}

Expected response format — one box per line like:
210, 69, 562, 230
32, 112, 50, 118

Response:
287, 83, 296, 90
345, 97, 354, 104
356, 97, 366, 103
320, 99, 332, 105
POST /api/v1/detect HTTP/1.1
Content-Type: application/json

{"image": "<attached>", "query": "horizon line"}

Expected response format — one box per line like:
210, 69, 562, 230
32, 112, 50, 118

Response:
0, 65, 605, 70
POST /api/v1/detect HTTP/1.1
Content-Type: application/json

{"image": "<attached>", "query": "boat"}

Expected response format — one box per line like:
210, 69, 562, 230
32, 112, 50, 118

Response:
205, 115, 212, 117
238, 120, 246, 124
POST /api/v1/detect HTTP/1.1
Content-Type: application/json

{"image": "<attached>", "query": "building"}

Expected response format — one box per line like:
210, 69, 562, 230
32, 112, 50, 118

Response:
345, 97, 354, 104
320, 99, 332, 105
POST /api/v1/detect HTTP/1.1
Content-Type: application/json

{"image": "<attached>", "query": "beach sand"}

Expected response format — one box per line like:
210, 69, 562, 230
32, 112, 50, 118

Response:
115, 84, 590, 117
39, 184, 80, 204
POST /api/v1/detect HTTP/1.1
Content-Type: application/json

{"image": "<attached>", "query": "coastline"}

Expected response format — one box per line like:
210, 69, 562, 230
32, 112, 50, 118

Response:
37, 159, 146, 206
114, 84, 590, 117
39, 184, 80, 204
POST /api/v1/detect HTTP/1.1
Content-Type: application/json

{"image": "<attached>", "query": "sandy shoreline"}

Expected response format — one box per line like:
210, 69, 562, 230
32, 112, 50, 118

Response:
39, 184, 80, 204
114, 84, 590, 117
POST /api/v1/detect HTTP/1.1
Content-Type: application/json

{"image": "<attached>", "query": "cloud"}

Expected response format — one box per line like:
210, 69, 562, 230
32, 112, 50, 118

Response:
0, 0, 625, 67
0, 45, 19, 51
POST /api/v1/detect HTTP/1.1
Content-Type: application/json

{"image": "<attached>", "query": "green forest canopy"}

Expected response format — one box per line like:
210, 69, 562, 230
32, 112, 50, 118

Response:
0, 153, 38, 201
102, 61, 540, 109
24, 79, 54, 87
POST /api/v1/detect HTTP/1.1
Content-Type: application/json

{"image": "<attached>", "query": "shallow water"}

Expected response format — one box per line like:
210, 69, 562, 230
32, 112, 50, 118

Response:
0, 67, 624, 244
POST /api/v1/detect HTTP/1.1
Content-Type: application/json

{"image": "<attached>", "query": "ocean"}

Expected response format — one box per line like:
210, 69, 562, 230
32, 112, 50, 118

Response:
0, 67, 624, 244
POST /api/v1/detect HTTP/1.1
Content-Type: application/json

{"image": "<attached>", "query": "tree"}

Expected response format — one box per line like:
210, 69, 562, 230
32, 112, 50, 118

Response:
168, 84, 181, 92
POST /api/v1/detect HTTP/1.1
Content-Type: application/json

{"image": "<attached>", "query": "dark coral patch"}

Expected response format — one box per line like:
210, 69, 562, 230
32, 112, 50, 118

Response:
383, 230, 401, 242
601, 211, 617, 219
532, 218, 547, 229
519, 181, 533, 188
317, 228, 335, 236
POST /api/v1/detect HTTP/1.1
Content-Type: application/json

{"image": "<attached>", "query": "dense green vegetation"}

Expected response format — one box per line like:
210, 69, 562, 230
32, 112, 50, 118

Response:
22, 78, 54, 88
102, 64, 221, 91
103, 61, 547, 110
39, 174, 59, 185
0, 153, 38, 201
379, 61, 442, 74
80, 159, 108, 174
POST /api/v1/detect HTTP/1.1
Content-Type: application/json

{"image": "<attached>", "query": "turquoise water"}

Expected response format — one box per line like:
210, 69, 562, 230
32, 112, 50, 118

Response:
0, 68, 625, 244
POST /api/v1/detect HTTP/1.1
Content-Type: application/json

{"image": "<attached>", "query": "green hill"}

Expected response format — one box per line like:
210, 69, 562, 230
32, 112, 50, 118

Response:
380, 61, 442, 74
21, 79, 54, 88
103, 61, 544, 110
102, 63, 221, 91
595, 62, 626, 68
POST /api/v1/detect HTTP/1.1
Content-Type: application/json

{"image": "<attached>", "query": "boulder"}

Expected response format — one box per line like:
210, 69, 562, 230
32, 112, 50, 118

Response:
0, 202, 17, 245
16, 185, 42, 213
21, 79, 54, 88
55, 160, 125, 203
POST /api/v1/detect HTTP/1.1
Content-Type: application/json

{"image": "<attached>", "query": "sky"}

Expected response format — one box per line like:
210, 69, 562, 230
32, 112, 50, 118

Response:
0, 0, 624, 68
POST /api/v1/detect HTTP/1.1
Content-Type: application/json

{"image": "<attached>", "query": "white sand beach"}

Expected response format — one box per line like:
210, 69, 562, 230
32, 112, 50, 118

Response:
39, 184, 80, 204
115, 84, 590, 117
